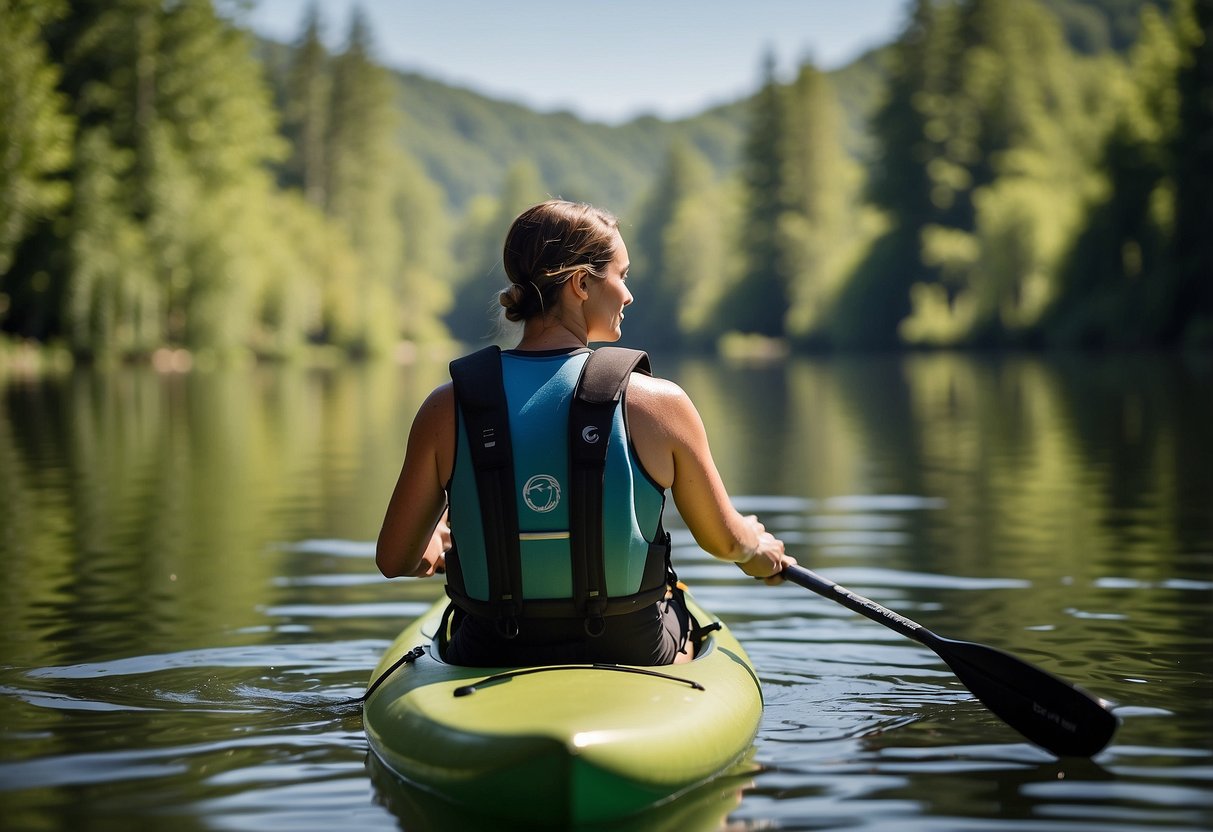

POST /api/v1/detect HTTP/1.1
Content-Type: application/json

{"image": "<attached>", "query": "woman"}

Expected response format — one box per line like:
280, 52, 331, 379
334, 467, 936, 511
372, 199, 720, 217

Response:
376, 199, 792, 667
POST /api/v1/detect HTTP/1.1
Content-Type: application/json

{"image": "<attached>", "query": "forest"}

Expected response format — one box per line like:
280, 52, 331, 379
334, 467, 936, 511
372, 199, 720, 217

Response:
1, 0, 1210, 365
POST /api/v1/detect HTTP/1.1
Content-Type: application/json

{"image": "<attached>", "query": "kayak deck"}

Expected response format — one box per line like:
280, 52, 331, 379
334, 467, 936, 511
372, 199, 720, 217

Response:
363, 592, 763, 825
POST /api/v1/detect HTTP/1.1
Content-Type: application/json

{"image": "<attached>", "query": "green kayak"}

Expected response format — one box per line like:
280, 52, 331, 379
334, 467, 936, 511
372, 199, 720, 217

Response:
363, 590, 763, 826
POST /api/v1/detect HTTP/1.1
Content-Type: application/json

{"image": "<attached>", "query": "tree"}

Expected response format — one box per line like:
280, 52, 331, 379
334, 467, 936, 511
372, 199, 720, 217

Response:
394, 152, 453, 343
625, 139, 714, 349
1045, 0, 1202, 346
281, 2, 329, 207
324, 7, 401, 355
723, 53, 791, 336
1172, 0, 1213, 344
445, 161, 547, 344
833, 0, 956, 348
0, 0, 73, 281
779, 62, 866, 342
659, 179, 744, 347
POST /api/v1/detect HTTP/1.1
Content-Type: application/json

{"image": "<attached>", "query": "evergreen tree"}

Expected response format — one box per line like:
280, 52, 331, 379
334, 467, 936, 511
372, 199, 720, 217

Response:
282, 2, 329, 207
1172, 0, 1213, 344
779, 62, 864, 342
0, 0, 75, 341
833, 0, 955, 347
66, 127, 157, 356
151, 0, 287, 354
325, 7, 401, 355
445, 161, 546, 344
866, 0, 954, 235
1045, 0, 1199, 346
0, 0, 73, 280
394, 152, 453, 343
626, 139, 714, 349
659, 179, 745, 347
724, 53, 791, 336
856, 0, 1120, 347
932, 0, 1102, 342
31, 0, 287, 358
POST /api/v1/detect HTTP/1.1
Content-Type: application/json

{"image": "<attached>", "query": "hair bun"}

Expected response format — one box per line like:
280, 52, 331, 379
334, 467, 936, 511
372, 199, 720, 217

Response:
498, 282, 529, 321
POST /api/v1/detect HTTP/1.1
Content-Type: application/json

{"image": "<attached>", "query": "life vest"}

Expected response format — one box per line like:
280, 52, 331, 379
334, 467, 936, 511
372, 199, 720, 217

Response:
444, 346, 672, 638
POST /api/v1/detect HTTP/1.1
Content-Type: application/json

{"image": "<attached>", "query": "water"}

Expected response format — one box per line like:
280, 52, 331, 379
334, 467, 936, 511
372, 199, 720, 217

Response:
1, 352, 1210, 831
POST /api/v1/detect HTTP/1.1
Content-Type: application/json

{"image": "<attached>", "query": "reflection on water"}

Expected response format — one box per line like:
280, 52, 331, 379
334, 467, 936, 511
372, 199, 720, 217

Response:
367, 753, 757, 832
1, 353, 1210, 830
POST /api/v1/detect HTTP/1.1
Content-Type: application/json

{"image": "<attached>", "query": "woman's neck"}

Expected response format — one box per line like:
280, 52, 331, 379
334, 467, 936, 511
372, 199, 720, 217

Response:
514, 317, 588, 352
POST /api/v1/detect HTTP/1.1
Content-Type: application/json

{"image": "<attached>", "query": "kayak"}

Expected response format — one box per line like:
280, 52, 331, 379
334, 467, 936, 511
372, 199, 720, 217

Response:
363, 590, 763, 826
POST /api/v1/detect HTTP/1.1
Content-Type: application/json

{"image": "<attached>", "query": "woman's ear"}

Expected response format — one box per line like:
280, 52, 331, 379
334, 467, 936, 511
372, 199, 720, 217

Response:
569, 269, 590, 300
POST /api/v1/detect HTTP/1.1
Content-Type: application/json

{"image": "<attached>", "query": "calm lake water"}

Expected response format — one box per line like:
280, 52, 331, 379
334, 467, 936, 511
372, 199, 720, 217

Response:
1, 351, 1210, 831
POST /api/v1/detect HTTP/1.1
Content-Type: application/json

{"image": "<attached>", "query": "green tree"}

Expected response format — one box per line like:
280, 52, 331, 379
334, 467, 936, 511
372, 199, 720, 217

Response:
853, 0, 1124, 347
658, 178, 745, 347
1172, 0, 1213, 344
723, 53, 791, 337
1045, 1, 1199, 346
445, 161, 546, 344
66, 127, 157, 356
324, 8, 400, 355
394, 152, 453, 343
0, 0, 73, 281
779, 62, 868, 343
281, 2, 329, 207
625, 139, 714, 349
914, 0, 1109, 344
31, 0, 288, 359
833, 0, 956, 348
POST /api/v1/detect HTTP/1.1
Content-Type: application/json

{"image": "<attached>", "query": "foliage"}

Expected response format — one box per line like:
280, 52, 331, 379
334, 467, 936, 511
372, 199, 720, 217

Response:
444, 161, 548, 344
0, 0, 1204, 362
624, 139, 718, 349
1042, 0, 1177, 52
0, 0, 73, 280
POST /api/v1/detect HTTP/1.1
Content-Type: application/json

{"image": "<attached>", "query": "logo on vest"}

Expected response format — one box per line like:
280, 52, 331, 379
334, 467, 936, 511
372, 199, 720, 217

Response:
581, 425, 600, 444
522, 474, 562, 513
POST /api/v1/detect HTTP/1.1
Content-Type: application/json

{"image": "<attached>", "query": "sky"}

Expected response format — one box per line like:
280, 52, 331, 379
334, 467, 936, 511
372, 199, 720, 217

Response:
234, 0, 910, 124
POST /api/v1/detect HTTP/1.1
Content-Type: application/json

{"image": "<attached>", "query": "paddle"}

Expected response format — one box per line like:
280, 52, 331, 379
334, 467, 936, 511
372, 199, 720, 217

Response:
782, 564, 1118, 757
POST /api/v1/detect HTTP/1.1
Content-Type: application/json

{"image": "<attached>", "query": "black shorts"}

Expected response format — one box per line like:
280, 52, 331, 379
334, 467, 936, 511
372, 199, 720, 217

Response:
442, 593, 691, 668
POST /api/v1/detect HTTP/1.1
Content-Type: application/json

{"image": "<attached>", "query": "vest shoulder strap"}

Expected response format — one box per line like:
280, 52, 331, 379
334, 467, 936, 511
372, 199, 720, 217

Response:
448, 346, 523, 636
568, 347, 652, 632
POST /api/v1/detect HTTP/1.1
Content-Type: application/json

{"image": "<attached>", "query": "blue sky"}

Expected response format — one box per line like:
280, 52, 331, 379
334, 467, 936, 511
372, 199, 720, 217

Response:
234, 0, 909, 123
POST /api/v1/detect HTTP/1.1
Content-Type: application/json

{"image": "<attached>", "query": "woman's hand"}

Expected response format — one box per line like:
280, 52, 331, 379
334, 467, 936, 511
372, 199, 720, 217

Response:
736, 515, 796, 585
407, 510, 450, 578
418, 511, 451, 577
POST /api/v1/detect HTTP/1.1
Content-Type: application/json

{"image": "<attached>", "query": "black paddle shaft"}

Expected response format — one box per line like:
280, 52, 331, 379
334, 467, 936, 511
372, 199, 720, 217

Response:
783, 564, 1118, 758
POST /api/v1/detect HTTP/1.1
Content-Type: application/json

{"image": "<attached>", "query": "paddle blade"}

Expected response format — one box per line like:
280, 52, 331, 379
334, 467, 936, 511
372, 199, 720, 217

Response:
924, 633, 1118, 757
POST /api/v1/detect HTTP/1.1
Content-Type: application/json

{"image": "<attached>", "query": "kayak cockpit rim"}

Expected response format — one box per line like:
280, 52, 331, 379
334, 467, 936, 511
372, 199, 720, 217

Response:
420, 609, 723, 667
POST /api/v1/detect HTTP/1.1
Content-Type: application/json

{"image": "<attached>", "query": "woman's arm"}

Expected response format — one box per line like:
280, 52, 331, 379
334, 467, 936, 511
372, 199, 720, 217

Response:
376, 384, 456, 578
626, 375, 792, 581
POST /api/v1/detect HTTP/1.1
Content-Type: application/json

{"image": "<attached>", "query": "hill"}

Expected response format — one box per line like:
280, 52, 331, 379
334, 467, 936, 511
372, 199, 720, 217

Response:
257, 34, 888, 217
255, 0, 1161, 218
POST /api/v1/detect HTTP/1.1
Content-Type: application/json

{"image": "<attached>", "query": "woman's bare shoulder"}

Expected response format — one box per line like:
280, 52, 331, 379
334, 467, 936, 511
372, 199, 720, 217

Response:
417, 381, 454, 416
409, 382, 456, 445
625, 373, 701, 436
626, 373, 692, 412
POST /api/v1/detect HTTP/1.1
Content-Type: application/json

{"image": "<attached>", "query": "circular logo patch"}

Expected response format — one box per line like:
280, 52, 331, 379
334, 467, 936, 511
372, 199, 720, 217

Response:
522, 474, 562, 513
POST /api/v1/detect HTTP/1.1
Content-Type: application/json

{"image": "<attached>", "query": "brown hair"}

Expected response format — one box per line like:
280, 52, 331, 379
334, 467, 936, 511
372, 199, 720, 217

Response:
498, 200, 620, 322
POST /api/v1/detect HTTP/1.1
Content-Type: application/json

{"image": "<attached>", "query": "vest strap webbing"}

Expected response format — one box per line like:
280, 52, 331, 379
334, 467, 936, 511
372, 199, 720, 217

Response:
448, 346, 523, 637
568, 347, 652, 633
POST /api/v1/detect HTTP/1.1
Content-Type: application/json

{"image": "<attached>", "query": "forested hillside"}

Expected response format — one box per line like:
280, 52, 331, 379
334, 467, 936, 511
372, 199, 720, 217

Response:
1, 0, 1207, 363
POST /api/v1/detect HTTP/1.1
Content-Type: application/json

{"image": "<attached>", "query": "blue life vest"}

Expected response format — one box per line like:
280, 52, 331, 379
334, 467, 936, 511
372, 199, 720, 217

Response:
444, 346, 672, 637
